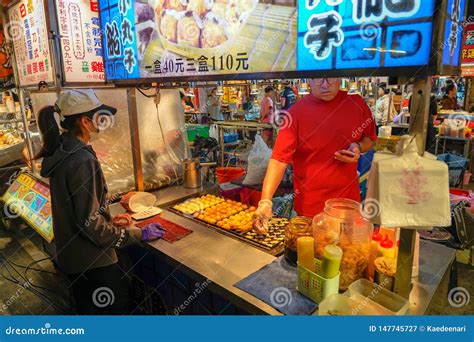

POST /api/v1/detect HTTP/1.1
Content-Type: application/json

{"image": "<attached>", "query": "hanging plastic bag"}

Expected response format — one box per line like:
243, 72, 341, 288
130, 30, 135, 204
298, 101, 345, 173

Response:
209, 124, 218, 141
242, 135, 272, 185
367, 136, 451, 228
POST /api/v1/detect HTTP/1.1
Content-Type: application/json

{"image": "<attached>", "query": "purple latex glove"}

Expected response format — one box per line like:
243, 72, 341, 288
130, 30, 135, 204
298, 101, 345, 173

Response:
141, 223, 165, 241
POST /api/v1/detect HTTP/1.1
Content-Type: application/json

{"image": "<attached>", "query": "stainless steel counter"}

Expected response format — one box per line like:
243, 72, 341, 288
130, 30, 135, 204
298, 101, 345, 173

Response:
409, 240, 456, 315
110, 184, 280, 315
110, 185, 456, 315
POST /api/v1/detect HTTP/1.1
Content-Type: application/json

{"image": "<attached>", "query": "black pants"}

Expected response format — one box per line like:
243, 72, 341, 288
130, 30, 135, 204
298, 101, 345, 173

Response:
68, 263, 131, 315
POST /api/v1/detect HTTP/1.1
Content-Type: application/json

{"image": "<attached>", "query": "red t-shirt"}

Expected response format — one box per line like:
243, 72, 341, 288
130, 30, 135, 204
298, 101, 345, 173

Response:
272, 91, 377, 217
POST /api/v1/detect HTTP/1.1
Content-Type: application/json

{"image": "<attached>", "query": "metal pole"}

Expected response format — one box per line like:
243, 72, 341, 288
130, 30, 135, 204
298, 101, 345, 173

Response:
220, 126, 225, 166
394, 77, 432, 299
127, 88, 144, 191
394, 228, 416, 299
19, 89, 36, 174
408, 77, 432, 154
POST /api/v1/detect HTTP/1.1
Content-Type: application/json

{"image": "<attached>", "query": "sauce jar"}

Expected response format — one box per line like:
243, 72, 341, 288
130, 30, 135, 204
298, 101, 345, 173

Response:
284, 216, 312, 265
312, 198, 373, 290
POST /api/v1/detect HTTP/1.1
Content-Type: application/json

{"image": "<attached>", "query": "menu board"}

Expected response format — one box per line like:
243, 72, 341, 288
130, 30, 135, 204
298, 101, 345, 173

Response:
8, 0, 55, 87
55, 0, 106, 83
1, 173, 53, 243
461, 23, 474, 66
441, 0, 467, 67
99, 0, 297, 80
99, 0, 465, 81
298, 1, 435, 71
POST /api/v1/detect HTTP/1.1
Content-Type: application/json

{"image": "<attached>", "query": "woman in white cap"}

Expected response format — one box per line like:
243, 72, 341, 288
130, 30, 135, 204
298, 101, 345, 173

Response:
35, 89, 163, 314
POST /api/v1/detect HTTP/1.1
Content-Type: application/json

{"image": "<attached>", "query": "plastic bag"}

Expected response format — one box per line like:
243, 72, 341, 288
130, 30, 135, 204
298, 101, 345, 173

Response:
242, 135, 272, 185
367, 136, 451, 228
209, 124, 218, 140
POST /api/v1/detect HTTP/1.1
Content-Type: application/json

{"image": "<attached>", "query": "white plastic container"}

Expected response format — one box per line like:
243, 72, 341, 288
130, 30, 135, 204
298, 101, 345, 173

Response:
318, 293, 382, 316
348, 278, 409, 315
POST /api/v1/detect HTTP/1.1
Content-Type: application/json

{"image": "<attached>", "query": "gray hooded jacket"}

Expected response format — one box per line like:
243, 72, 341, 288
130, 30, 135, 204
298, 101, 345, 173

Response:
41, 133, 142, 275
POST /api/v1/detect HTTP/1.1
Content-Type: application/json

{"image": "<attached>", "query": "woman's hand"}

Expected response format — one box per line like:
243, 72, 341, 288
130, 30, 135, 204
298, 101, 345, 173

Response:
334, 142, 361, 163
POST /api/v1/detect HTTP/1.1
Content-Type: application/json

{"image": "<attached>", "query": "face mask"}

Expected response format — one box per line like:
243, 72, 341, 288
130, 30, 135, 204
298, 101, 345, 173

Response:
85, 119, 100, 142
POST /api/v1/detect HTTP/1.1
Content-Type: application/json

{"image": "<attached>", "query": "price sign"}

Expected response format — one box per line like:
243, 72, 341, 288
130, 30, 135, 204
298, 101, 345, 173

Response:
8, 0, 54, 87
55, 0, 106, 83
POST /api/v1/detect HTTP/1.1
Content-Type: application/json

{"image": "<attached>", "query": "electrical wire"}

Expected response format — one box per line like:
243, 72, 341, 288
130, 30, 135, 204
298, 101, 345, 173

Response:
4, 257, 59, 293
0, 253, 69, 313
0, 262, 66, 312
8, 257, 56, 275
136, 86, 154, 98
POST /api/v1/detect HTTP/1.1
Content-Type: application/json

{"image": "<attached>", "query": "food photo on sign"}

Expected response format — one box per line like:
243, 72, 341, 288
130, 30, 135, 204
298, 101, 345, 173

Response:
100, 0, 297, 79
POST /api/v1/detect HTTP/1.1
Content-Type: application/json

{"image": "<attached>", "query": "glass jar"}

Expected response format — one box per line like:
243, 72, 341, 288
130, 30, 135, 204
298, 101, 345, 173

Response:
284, 216, 312, 265
313, 199, 373, 290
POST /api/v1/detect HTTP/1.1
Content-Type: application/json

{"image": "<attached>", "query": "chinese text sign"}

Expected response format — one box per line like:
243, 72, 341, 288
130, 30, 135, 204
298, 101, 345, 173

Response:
297, 0, 435, 71
55, 0, 105, 83
8, 0, 54, 87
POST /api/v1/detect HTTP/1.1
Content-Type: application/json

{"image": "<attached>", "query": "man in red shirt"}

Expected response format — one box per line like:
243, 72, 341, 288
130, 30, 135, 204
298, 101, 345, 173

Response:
253, 78, 377, 233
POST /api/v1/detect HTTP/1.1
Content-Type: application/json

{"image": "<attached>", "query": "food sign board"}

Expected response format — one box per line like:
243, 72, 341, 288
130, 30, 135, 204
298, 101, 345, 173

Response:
461, 23, 474, 66
297, 0, 436, 71
98, 0, 466, 81
54, 0, 106, 83
440, 0, 467, 67
1, 173, 53, 243
8, 0, 55, 87
0, 16, 15, 89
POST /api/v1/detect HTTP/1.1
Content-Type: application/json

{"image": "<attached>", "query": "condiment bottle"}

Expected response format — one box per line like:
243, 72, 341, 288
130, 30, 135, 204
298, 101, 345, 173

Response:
379, 226, 397, 245
378, 235, 396, 259
297, 236, 315, 272
285, 216, 312, 266
320, 244, 343, 279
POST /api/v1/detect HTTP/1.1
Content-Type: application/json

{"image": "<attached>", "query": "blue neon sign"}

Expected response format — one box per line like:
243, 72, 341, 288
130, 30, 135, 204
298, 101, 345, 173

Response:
297, 0, 436, 71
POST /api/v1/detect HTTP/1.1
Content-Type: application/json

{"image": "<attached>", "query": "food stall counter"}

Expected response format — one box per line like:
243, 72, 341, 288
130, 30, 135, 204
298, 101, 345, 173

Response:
110, 184, 456, 315
110, 183, 280, 315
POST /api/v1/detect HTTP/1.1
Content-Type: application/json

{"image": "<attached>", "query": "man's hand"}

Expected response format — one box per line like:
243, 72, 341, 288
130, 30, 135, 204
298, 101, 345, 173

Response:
252, 200, 273, 235
334, 142, 361, 163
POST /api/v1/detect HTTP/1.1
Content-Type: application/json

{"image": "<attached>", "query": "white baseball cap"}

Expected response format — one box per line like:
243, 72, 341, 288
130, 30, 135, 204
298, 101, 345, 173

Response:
55, 89, 117, 117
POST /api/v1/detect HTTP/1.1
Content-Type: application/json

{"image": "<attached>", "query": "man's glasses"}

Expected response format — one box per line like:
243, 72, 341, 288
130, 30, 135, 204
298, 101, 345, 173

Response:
313, 78, 340, 86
